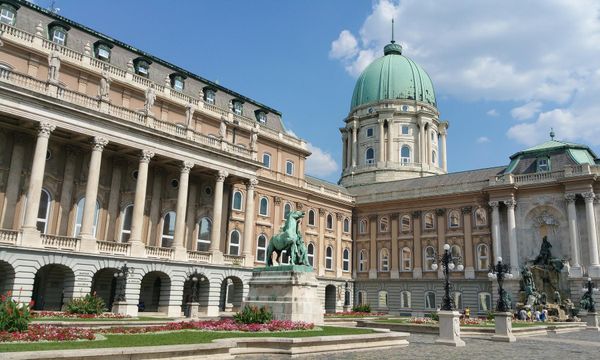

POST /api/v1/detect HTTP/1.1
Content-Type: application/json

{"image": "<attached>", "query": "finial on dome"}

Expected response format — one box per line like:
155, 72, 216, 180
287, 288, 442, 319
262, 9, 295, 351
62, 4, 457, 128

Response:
391, 19, 395, 44
384, 19, 402, 55
550, 128, 555, 140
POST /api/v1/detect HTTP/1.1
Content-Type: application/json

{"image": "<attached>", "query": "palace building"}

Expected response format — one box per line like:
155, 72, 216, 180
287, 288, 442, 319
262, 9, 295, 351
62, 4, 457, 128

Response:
0, 1, 598, 317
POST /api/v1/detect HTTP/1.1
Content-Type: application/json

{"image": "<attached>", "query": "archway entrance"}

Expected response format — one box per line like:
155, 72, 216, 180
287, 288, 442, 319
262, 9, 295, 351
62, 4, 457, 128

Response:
219, 276, 243, 312
32, 264, 75, 310
181, 274, 210, 315
325, 284, 337, 314
139, 271, 171, 313
0, 260, 15, 296
91, 268, 118, 311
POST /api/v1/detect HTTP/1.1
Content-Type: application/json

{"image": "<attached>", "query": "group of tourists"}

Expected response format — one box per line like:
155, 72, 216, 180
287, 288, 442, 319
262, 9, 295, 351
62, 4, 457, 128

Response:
517, 307, 548, 322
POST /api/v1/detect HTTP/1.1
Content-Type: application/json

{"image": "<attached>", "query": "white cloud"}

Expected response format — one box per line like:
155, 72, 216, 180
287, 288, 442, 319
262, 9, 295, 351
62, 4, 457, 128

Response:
329, 30, 358, 60
305, 143, 339, 178
486, 109, 499, 117
510, 101, 542, 120
476, 136, 490, 144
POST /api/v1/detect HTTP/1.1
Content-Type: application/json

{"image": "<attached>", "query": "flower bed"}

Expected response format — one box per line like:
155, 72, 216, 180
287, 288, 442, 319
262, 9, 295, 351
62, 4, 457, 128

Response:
100, 319, 314, 334
325, 311, 386, 317
460, 318, 486, 326
32, 311, 129, 319
408, 317, 437, 325
0, 325, 95, 343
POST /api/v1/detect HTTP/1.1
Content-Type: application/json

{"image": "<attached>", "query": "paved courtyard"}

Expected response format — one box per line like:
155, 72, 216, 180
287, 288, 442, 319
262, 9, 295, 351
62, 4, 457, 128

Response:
242, 330, 600, 360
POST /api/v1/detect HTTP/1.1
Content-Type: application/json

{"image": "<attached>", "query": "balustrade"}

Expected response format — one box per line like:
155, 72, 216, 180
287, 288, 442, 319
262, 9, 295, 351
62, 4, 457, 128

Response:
97, 240, 130, 256
41, 234, 79, 251
0, 229, 18, 245
187, 250, 211, 263
145, 246, 174, 260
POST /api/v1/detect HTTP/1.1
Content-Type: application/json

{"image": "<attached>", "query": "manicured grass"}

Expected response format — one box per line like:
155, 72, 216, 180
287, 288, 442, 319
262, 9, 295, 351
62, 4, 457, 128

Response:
33, 316, 174, 322
0, 326, 373, 353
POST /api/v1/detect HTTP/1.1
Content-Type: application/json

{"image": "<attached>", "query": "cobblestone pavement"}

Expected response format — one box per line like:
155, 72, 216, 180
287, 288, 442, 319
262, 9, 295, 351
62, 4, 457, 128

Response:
240, 330, 600, 360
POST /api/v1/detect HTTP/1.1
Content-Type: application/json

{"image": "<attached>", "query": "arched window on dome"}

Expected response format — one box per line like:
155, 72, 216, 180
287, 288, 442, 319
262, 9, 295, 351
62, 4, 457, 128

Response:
400, 145, 411, 165
365, 147, 375, 165
432, 150, 437, 165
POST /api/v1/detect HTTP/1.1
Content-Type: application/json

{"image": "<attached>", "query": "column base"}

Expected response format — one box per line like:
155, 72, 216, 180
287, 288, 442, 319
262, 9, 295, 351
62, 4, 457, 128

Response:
581, 312, 600, 331
20, 227, 42, 248
435, 310, 465, 347
493, 312, 516, 342
412, 267, 423, 279
173, 246, 188, 261
79, 235, 98, 253
206, 305, 220, 317
211, 250, 224, 264
129, 240, 146, 257
588, 265, 600, 278
464, 267, 475, 279
568, 266, 583, 278
368, 269, 377, 279
112, 301, 138, 317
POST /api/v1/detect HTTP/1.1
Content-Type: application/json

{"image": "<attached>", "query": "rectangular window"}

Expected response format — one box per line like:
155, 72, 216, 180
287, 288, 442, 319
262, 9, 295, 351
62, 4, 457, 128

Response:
402, 125, 409, 135
286, 160, 294, 176
52, 29, 66, 46
257, 112, 267, 123
366, 128, 374, 137
0, 7, 16, 25
537, 158, 550, 172
233, 101, 243, 115
205, 90, 215, 104
173, 78, 184, 91
97, 47, 110, 61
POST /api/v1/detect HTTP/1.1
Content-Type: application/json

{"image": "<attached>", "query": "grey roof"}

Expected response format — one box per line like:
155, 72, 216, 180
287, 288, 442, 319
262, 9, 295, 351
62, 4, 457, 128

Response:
349, 166, 506, 204
305, 175, 352, 195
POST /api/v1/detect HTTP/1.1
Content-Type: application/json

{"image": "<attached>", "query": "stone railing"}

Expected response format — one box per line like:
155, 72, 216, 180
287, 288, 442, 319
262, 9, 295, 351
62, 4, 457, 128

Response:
304, 182, 354, 203
41, 234, 79, 251
488, 166, 600, 186
223, 254, 244, 265
187, 250, 211, 263
145, 246, 174, 260
0, 229, 19, 245
97, 240, 130, 256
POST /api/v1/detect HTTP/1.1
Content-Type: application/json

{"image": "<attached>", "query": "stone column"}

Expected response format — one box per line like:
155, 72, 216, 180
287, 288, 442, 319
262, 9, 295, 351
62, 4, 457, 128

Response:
505, 199, 519, 276
341, 130, 348, 169
129, 150, 154, 256
104, 160, 123, 241
79, 137, 108, 249
318, 208, 326, 276
462, 206, 475, 279
185, 184, 197, 250
417, 117, 425, 165
210, 170, 228, 263
412, 211, 423, 278
173, 161, 194, 260
583, 191, 600, 277
56, 146, 78, 236
436, 208, 447, 279
489, 201, 502, 261
369, 215, 377, 279
1, 135, 26, 229
390, 213, 399, 279
242, 178, 258, 266
440, 124, 448, 172
336, 213, 343, 277
22, 122, 56, 242
386, 121, 394, 165
351, 123, 358, 167
565, 193, 582, 277
378, 119, 385, 163
148, 170, 163, 246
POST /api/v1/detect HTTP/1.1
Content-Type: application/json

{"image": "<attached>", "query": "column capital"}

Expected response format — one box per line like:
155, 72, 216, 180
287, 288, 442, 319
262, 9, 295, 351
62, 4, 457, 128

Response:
91, 136, 109, 151
274, 196, 282, 205
411, 210, 422, 219
216, 170, 229, 182
245, 178, 258, 190
435, 208, 446, 216
582, 191, 595, 201
139, 150, 155, 163
378, 118, 386, 125
295, 202, 304, 210
180, 161, 194, 174
565, 193, 577, 203
504, 199, 517, 208
488, 201, 499, 208
319, 208, 326, 216
336, 212, 344, 221
37, 121, 56, 138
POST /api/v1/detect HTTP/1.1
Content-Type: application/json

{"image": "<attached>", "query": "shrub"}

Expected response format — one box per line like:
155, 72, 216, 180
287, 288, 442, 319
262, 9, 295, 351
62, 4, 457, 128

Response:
65, 293, 106, 315
0, 291, 32, 332
352, 304, 371, 313
429, 312, 439, 321
233, 305, 273, 324
486, 311, 495, 321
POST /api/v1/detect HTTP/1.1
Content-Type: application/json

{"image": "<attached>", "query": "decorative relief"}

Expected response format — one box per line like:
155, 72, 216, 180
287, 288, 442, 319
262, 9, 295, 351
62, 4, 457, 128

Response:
274, 196, 282, 205
180, 161, 194, 174
37, 121, 56, 138
92, 136, 109, 151
564, 193, 576, 203
461, 206, 472, 214
139, 150, 155, 163
582, 191, 595, 201
246, 178, 258, 190
295, 202, 304, 210
488, 201, 499, 208
504, 199, 517, 208
216, 170, 228, 182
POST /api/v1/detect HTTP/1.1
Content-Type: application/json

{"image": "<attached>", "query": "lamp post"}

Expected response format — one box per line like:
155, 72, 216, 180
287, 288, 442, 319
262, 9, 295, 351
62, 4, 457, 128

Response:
187, 271, 205, 318
433, 244, 465, 347
488, 257, 514, 312
580, 278, 598, 313
432, 244, 464, 311
113, 262, 132, 303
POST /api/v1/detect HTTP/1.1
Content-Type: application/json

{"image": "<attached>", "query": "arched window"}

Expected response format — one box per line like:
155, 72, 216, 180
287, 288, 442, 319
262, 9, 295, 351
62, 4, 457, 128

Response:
448, 210, 460, 228
379, 248, 389, 272
232, 191, 243, 211
262, 153, 271, 168
283, 203, 292, 218
161, 211, 176, 247
73, 197, 100, 237
308, 209, 316, 226
400, 291, 411, 308
228, 230, 240, 255
401, 247, 412, 271
359, 249, 368, 272
285, 160, 294, 175
307, 243, 315, 267
326, 214, 333, 230
379, 216, 389, 232
401, 215, 411, 232
378, 290, 388, 308
256, 234, 267, 263
425, 291, 436, 309
400, 145, 411, 165
342, 248, 350, 272
424, 246, 436, 271
359, 219, 367, 234
357, 290, 367, 305
343, 218, 350, 233
477, 243, 489, 270
475, 208, 487, 226
431, 130, 436, 142
479, 292, 492, 312
259, 197, 269, 216
36, 189, 51, 234
432, 150, 437, 164
451, 245, 462, 260
423, 212, 435, 230
453, 291, 463, 309
365, 147, 375, 165
119, 204, 133, 242
325, 246, 333, 270
197, 217, 211, 251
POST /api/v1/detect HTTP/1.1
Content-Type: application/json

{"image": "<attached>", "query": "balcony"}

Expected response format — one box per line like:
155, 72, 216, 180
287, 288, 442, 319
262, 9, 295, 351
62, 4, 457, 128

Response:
0, 229, 18, 245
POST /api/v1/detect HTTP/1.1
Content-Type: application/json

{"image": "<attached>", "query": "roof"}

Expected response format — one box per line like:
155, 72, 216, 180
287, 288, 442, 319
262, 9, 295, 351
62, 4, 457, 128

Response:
509, 139, 598, 160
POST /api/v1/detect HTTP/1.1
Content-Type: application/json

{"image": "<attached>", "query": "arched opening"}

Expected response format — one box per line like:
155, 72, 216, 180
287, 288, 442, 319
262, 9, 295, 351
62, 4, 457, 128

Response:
219, 276, 243, 312
32, 264, 75, 310
181, 274, 210, 315
325, 284, 337, 314
138, 271, 171, 313
0, 260, 15, 295
91, 268, 118, 311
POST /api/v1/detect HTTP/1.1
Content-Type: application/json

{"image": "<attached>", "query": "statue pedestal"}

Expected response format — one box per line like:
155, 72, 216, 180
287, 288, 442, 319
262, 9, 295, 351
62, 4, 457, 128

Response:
581, 312, 599, 331
186, 302, 199, 319
243, 265, 323, 325
492, 312, 516, 342
435, 310, 465, 347
112, 301, 138, 317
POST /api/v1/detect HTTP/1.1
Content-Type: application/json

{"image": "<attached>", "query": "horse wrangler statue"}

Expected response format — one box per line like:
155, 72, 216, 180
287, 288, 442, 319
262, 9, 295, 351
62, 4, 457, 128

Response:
266, 210, 310, 267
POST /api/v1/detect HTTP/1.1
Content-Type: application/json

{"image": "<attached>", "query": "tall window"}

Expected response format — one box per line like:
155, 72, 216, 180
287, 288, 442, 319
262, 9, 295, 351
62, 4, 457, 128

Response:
423, 212, 435, 230
380, 248, 389, 272
196, 217, 211, 251
448, 210, 460, 228
73, 197, 100, 237
256, 234, 267, 262
0, 4, 17, 25
479, 292, 492, 312
365, 147, 375, 165
285, 160, 294, 175
400, 291, 411, 308
431, 130, 436, 142
229, 230, 240, 255
424, 246, 436, 271
283, 203, 292, 218
432, 150, 437, 164
325, 246, 333, 270
49, 25, 68, 46
401, 247, 412, 271
36, 189, 51, 234
232, 191, 243, 211
359, 249, 368, 272
379, 216, 389, 232
425, 291, 436, 309
342, 248, 350, 271
359, 219, 367, 234
357, 290, 367, 305
326, 214, 333, 230
477, 243, 489, 270
343, 218, 350, 233
475, 208, 487, 226
161, 211, 176, 247
307, 243, 315, 267
262, 153, 271, 168
378, 291, 388, 308
401, 215, 411, 232
204, 89, 216, 104
259, 197, 269, 216
119, 204, 133, 242
400, 145, 411, 164
308, 209, 316, 226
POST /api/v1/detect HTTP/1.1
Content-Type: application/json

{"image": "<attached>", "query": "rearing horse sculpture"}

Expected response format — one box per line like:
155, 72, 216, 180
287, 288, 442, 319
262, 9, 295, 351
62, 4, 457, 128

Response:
266, 210, 309, 267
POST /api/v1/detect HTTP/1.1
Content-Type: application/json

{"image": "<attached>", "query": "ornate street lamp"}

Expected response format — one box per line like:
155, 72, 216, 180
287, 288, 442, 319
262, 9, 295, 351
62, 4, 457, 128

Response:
113, 263, 132, 303
488, 257, 514, 312
580, 277, 598, 313
189, 271, 205, 303
432, 244, 464, 311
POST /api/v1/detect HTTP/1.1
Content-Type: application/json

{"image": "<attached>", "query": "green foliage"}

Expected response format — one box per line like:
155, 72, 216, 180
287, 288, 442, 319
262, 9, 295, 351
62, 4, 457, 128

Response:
428, 312, 439, 321
233, 305, 273, 324
0, 291, 32, 332
352, 304, 371, 313
486, 311, 495, 321
65, 293, 106, 315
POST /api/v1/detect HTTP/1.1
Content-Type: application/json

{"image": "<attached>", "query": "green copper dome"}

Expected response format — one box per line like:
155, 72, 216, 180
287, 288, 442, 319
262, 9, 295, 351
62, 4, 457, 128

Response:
350, 42, 437, 110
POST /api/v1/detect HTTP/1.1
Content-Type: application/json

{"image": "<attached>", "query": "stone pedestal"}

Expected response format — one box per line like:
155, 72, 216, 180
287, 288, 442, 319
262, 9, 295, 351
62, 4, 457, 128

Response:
581, 312, 599, 331
186, 302, 199, 318
112, 301, 138, 317
435, 310, 465, 347
493, 312, 516, 342
568, 266, 583, 278
243, 265, 323, 325
589, 266, 600, 278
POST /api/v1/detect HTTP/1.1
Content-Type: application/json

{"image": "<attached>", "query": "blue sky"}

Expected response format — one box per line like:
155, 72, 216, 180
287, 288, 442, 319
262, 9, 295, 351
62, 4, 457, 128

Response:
43, 0, 600, 183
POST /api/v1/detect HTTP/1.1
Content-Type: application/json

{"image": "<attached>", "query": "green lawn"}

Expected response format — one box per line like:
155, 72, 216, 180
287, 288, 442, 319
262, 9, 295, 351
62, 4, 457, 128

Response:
0, 326, 373, 353
33, 316, 174, 322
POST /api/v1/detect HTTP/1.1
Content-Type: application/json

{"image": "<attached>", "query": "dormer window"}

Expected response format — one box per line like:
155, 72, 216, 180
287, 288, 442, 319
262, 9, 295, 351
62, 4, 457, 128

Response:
537, 158, 550, 172
133, 58, 151, 77
203, 87, 216, 104
232, 100, 243, 115
0, 3, 17, 25
48, 23, 69, 46
169, 73, 186, 91
94, 41, 113, 62
255, 110, 267, 124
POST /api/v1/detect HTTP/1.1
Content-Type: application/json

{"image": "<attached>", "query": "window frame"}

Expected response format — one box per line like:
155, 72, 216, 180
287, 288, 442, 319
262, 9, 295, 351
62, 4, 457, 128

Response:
359, 219, 367, 234
204, 88, 216, 104
119, 204, 134, 242
365, 147, 375, 165
262, 152, 271, 169
400, 290, 411, 309
232, 190, 243, 211
258, 196, 269, 216
401, 247, 412, 272
196, 217, 212, 251
477, 243, 489, 271
133, 58, 151, 77
256, 234, 267, 263
358, 249, 368, 272
326, 214, 333, 230
170, 74, 186, 92
308, 209, 316, 227
401, 215, 411, 232
379, 248, 389, 272
228, 230, 241, 255
424, 291, 436, 310
342, 248, 350, 272
366, 127, 374, 137
93, 41, 113, 62
283, 202, 292, 219
36, 188, 51, 234
285, 160, 294, 176
325, 246, 333, 270
401, 125, 409, 135
255, 110, 267, 123
160, 210, 176, 247
537, 158, 550, 172
0, 3, 17, 26
49, 26, 68, 46
232, 100, 243, 115
400, 145, 411, 165
379, 216, 389, 233
307, 242, 315, 267
343, 218, 350, 233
